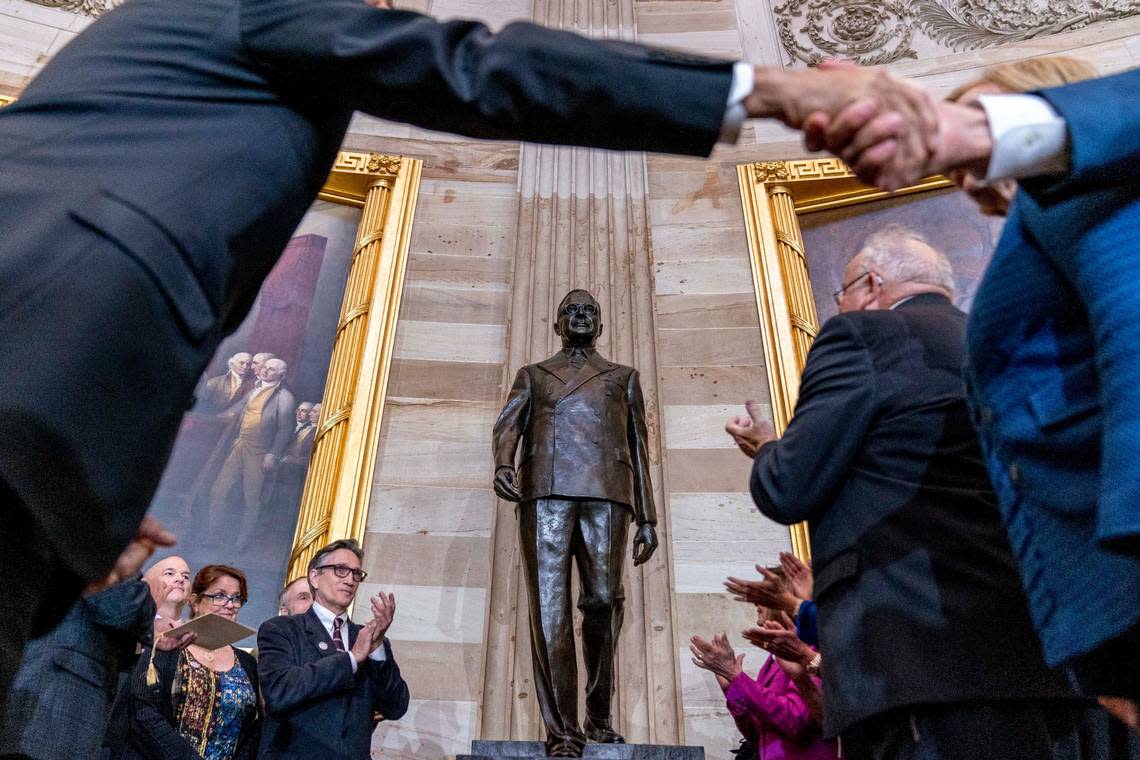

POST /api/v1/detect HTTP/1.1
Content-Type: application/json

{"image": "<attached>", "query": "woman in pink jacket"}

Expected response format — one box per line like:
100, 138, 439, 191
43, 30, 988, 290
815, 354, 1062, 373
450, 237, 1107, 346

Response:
691, 608, 837, 760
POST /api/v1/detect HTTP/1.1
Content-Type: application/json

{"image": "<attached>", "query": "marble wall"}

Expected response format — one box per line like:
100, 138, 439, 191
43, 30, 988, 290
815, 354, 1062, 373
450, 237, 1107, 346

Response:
3, 0, 1140, 756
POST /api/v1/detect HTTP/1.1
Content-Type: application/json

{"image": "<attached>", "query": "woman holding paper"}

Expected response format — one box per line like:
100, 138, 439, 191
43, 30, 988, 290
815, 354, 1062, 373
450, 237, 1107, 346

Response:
124, 565, 261, 760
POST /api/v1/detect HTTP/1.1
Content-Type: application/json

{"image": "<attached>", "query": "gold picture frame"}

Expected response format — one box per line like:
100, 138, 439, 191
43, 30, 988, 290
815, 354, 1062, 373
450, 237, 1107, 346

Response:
737, 158, 951, 560
287, 151, 422, 581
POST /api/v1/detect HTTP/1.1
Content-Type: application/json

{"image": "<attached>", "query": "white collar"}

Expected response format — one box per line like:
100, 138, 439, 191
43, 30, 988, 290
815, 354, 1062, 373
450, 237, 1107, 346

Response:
312, 600, 346, 631
889, 295, 917, 310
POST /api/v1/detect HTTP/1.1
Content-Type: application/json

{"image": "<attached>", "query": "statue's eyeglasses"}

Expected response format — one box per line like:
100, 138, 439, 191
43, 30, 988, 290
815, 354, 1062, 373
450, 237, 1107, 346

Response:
561, 303, 597, 316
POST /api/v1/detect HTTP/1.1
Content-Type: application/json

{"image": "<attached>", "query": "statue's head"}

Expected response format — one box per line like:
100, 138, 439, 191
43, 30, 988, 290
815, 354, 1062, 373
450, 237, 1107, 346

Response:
554, 289, 603, 348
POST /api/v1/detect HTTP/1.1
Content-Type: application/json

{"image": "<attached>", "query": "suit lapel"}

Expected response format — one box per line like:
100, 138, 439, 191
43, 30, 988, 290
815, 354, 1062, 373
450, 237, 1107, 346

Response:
537, 352, 576, 385
560, 352, 614, 400
302, 607, 336, 656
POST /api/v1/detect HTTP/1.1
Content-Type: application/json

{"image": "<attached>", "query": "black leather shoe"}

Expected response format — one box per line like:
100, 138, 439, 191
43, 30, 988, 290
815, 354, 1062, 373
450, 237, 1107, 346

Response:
584, 722, 625, 744
547, 740, 582, 757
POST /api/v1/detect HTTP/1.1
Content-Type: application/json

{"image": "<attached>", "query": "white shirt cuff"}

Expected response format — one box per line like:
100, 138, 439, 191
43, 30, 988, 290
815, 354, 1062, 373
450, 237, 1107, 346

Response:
348, 651, 358, 673
978, 93, 1069, 181
719, 62, 754, 144
369, 642, 388, 663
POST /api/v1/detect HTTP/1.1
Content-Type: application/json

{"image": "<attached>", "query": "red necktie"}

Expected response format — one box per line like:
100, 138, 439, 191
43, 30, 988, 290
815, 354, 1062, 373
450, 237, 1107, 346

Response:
331, 617, 346, 652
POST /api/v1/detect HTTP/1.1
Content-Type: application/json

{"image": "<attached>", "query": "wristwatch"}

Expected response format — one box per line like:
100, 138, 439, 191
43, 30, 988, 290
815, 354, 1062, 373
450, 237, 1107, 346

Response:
805, 652, 822, 677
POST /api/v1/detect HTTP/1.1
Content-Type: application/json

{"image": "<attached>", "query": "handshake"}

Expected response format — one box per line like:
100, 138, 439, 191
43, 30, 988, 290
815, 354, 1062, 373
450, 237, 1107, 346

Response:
744, 61, 992, 191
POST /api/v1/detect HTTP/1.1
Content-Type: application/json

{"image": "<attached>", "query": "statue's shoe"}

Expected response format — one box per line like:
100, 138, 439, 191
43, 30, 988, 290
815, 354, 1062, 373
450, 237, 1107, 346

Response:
584, 724, 625, 744
547, 739, 582, 757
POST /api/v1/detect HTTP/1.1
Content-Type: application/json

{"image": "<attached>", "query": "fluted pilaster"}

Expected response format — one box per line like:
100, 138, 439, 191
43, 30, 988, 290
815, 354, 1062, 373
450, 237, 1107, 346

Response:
479, 0, 682, 745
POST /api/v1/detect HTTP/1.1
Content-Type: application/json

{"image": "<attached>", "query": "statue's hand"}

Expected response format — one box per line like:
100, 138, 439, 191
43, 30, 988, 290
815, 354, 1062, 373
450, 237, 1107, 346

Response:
493, 465, 522, 502
632, 523, 658, 566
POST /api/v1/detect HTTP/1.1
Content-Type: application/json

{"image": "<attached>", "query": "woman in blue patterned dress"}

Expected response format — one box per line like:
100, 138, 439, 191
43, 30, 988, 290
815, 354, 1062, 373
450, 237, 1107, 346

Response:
124, 565, 261, 760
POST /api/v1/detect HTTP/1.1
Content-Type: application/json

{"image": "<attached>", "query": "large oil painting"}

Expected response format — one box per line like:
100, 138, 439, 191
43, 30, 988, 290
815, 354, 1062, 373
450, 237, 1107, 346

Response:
148, 200, 363, 635
800, 188, 1005, 323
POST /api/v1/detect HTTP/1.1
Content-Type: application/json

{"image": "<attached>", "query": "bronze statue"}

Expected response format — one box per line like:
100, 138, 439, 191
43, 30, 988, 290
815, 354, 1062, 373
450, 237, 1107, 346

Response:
492, 289, 658, 758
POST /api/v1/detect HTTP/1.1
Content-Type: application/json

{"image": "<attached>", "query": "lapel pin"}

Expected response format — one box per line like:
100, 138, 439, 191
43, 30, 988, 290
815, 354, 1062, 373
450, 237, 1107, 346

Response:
318, 641, 328, 651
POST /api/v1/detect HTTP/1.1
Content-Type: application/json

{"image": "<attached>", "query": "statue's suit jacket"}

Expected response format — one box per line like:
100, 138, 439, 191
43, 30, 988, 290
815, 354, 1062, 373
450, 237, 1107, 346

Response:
0, 0, 730, 581
493, 350, 656, 525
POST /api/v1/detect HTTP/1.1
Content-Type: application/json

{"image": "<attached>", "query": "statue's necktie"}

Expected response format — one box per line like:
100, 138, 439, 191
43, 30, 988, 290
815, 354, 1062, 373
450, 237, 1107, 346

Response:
331, 617, 347, 652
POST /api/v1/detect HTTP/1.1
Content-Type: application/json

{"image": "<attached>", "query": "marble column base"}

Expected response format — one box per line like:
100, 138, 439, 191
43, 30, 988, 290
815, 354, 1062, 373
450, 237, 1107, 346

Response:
458, 739, 704, 759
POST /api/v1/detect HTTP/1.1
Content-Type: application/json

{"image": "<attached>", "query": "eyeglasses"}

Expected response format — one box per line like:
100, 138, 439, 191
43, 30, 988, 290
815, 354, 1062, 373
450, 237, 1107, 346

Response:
832, 271, 873, 305
561, 303, 597, 317
200, 592, 246, 607
315, 564, 367, 582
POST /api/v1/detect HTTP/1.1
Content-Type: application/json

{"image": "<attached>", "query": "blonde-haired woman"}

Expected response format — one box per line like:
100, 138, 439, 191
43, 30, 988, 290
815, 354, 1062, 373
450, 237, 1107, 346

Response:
944, 56, 1098, 217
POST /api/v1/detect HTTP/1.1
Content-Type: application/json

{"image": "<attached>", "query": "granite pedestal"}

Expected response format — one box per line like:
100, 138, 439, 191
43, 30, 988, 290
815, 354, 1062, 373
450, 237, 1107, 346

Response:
457, 739, 704, 760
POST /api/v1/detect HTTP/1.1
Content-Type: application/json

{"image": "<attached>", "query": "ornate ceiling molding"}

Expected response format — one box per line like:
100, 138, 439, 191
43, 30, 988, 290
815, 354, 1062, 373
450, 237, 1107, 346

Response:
774, 0, 918, 66
775, 0, 1140, 66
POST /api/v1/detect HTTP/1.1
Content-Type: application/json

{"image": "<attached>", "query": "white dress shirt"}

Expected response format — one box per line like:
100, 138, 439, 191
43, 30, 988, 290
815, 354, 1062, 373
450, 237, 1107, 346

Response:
720, 62, 756, 143
978, 93, 1070, 181
311, 601, 387, 673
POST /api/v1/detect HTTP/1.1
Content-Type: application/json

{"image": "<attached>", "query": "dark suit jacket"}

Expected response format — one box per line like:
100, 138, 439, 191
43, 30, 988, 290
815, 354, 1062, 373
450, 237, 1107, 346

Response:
257, 608, 409, 759
123, 646, 261, 760
965, 69, 1140, 670
0, 0, 733, 581
0, 577, 154, 760
750, 294, 1073, 737
493, 349, 656, 524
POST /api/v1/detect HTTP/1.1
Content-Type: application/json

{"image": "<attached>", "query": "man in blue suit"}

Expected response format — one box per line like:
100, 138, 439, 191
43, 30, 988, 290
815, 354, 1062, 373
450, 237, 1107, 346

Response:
813, 68, 1140, 709
257, 538, 408, 759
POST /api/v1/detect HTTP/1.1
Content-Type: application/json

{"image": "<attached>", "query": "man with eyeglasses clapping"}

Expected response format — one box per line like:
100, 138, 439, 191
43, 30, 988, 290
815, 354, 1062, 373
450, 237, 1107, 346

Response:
256, 539, 408, 759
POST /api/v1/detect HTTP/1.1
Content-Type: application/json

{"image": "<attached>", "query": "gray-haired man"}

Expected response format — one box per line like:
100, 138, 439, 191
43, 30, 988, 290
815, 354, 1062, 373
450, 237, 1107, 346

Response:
725, 226, 1088, 760
258, 539, 407, 759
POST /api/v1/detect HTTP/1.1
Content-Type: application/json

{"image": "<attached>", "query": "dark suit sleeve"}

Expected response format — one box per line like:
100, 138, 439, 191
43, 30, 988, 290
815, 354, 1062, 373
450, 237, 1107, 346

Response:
750, 316, 877, 525
1029, 69, 1140, 194
127, 652, 204, 760
626, 369, 657, 525
257, 617, 356, 715
84, 576, 155, 639
238, 0, 733, 156
365, 639, 410, 720
492, 367, 531, 470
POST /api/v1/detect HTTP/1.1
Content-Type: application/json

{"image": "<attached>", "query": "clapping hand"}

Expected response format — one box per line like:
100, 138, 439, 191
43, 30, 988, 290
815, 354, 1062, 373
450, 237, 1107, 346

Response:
743, 612, 814, 668
689, 633, 744, 684
724, 565, 798, 614
724, 400, 775, 459
779, 551, 813, 601
370, 591, 396, 638
349, 591, 397, 663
